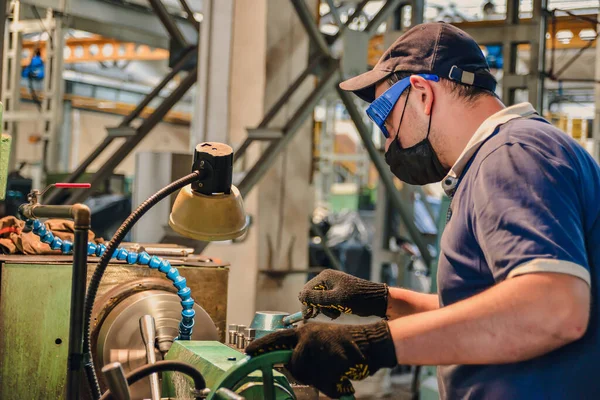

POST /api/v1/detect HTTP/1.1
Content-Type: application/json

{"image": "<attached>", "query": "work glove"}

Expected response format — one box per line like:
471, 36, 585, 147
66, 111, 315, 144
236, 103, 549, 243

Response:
300, 269, 389, 319
245, 321, 397, 399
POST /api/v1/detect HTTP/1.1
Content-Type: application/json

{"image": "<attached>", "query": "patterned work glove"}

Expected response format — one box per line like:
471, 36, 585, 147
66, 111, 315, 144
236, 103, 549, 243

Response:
245, 321, 397, 399
300, 269, 389, 319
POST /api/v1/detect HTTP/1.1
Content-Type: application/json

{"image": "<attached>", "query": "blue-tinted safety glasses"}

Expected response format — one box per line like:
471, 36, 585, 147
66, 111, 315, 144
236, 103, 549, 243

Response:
366, 74, 439, 138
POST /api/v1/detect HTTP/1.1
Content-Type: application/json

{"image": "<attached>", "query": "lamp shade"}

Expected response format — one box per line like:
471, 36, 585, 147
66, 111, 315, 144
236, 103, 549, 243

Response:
169, 184, 248, 241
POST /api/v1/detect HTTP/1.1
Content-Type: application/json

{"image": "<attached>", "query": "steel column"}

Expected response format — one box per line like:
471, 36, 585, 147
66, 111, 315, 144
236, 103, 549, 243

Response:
337, 87, 433, 266
148, 0, 189, 49
411, 0, 425, 26
530, 0, 547, 113
290, 0, 331, 57
594, 11, 600, 162
364, 0, 405, 35
0, 1, 6, 100
178, 0, 200, 31
333, 0, 369, 41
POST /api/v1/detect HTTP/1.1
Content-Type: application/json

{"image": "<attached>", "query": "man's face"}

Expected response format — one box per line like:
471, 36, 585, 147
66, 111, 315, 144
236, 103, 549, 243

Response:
374, 79, 430, 153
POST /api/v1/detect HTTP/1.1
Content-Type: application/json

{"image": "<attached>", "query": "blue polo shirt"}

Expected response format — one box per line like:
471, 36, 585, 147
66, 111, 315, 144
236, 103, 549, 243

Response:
437, 103, 600, 399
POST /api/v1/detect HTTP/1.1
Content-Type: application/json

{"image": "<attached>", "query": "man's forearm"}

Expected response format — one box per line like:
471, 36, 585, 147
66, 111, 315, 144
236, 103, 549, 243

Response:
387, 287, 439, 319
388, 273, 589, 365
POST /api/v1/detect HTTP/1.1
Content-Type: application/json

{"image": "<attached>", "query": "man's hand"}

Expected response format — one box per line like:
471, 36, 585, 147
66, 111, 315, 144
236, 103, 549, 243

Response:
300, 270, 388, 319
245, 322, 397, 399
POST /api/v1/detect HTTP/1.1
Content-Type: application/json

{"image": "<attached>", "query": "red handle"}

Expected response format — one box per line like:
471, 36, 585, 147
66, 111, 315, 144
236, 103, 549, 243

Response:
54, 183, 91, 189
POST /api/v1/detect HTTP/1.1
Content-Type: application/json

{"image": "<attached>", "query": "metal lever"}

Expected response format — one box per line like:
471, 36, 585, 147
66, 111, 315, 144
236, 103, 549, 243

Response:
282, 311, 304, 326
139, 315, 161, 400
102, 362, 132, 400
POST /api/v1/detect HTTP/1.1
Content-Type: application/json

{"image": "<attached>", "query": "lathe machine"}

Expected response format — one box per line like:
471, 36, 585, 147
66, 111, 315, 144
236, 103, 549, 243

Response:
0, 251, 325, 399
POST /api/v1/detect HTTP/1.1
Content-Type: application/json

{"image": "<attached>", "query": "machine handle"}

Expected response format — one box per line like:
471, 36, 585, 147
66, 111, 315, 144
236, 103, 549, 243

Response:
54, 183, 92, 189
282, 311, 304, 326
139, 315, 161, 400
102, 362, 132, 400
208, 350, 355, 400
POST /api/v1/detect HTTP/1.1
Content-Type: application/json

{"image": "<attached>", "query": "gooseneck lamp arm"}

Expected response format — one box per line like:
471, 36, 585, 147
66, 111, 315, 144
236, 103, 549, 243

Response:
83, 170, 203, 399
88, 142, 247, 399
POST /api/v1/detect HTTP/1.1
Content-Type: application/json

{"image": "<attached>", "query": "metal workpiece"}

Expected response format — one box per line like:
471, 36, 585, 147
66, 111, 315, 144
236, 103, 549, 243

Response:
102, 362, 132, 400
139, 315, 161, 400
95, 291, 218, 399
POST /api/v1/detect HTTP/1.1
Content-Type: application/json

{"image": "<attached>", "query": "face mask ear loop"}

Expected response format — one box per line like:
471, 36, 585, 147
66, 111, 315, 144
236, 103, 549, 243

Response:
425, 97, 434, 139
394, 86, 411, 141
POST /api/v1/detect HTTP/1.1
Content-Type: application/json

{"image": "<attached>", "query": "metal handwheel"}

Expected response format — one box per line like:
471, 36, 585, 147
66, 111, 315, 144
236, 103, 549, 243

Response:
207, 350, 356, 400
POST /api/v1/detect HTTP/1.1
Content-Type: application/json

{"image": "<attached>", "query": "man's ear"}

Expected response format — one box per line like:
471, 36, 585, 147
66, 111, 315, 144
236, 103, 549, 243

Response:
409, 76, 435, 116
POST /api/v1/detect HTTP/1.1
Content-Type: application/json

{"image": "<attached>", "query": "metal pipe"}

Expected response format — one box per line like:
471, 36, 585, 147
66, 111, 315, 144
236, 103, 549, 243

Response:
0, 1, 6, 100
238, 60, 339, 197
64, 66, 198, 204
18, 202, 91, 399
45, 47, 197, 205
68, 225, 90, 400
332, 0, 369, 41
364, 0, 405, 35
290, 0, 331, 58
336, 87, 433, 266
325, 0, 343, 28
148, 0, 189, 49
178, 0, 200, 31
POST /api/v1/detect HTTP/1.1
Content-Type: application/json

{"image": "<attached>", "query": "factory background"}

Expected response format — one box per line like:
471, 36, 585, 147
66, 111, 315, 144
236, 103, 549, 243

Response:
0, 0, 598, 399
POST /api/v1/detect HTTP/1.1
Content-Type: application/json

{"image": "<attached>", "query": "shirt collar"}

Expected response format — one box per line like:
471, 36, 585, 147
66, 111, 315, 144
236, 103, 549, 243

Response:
442, 102, 538, 192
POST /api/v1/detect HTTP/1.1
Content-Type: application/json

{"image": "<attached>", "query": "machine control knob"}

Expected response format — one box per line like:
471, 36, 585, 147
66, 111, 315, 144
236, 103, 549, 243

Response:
236, 325, 247, 349
228, 324, 239, 345
243, 328, 256, 349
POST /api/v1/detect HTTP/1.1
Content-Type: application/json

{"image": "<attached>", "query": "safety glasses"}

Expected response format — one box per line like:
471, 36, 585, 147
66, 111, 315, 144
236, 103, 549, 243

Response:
366, 74, 439, 138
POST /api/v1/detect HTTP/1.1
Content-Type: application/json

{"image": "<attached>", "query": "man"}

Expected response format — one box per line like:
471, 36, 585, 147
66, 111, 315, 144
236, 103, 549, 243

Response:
246, 22, 600, 399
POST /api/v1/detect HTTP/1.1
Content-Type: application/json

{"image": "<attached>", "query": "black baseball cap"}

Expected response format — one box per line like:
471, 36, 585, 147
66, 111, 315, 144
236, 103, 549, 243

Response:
340, 22, 497, 103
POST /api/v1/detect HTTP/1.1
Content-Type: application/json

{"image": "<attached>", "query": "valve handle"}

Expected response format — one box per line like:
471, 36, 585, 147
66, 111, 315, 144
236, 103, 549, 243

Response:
208, 350, 355, 400
32, 183, 92, 201
54, 183, 92, 189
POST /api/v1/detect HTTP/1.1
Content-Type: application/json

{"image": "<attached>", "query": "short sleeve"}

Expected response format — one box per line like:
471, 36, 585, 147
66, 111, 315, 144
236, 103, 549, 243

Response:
471, 142, 590, 285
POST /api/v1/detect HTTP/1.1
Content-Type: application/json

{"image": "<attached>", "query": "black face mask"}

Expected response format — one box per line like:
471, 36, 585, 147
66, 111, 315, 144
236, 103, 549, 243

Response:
384, 89, 450, 185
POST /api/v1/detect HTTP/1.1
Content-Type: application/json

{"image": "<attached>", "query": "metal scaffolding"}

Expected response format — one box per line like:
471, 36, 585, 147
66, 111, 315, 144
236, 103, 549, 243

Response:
458, 0, 548, 110
44, 0, 199, 205
227, 0, 433, 270
1, 2, 65, 179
